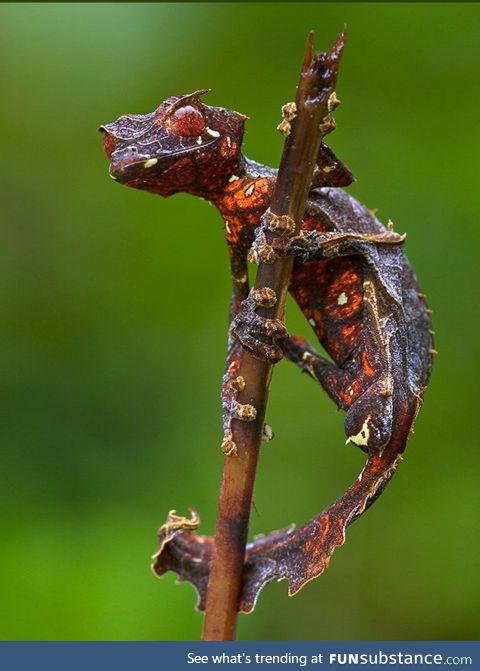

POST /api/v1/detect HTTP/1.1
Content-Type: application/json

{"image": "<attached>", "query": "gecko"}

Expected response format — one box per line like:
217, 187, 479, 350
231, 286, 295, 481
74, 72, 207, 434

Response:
100, 84, 434, 611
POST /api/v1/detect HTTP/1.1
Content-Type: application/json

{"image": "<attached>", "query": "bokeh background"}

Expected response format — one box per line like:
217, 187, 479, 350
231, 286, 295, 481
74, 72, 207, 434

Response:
1, 2, 479, 641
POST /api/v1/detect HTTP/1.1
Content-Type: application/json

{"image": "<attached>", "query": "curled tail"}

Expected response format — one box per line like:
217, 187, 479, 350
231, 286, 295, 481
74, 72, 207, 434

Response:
151, 400, 414, 613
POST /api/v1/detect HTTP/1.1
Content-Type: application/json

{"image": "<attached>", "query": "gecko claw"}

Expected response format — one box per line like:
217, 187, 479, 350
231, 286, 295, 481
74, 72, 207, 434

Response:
221, 434, 238, 457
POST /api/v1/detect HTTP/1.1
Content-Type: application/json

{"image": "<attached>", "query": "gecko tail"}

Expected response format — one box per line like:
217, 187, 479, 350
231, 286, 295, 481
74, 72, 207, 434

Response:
151, 431, 405, 613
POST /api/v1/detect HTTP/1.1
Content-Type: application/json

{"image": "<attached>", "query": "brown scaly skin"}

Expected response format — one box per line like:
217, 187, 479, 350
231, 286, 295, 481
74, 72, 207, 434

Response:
100, 90, 434, 611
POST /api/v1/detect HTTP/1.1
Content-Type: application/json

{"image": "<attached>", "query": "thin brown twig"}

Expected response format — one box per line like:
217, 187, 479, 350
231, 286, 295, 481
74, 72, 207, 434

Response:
202, 30, 346, 641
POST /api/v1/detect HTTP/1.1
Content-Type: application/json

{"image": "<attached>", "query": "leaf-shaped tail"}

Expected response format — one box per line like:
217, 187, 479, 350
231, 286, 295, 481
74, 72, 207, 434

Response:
152, 402, 414, 613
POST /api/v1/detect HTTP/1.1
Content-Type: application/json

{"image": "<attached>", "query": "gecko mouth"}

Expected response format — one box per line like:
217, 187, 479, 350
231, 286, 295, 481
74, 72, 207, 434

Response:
107, 140, 218, 182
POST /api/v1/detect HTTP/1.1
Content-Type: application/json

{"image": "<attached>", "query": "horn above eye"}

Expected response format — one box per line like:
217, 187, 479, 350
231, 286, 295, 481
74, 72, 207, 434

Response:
170, 106, 206, 137
102, 132, 117, 158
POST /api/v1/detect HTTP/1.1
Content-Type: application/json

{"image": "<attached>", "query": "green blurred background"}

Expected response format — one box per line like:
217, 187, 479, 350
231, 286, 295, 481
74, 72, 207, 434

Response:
1, 2, 479, 641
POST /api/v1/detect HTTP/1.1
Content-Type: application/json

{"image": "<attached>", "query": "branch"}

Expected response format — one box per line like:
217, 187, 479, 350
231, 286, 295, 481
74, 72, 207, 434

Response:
201, 30, 346, 641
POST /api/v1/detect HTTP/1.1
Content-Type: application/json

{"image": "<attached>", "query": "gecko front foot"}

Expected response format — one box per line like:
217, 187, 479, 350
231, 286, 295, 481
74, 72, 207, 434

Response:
221, 373, 257, 457
230, 287, 288, 364
248, 209, 297, 265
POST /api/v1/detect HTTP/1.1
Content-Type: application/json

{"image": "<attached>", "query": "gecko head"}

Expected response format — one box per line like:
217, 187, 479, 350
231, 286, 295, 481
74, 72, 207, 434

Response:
99, 91, 247, 197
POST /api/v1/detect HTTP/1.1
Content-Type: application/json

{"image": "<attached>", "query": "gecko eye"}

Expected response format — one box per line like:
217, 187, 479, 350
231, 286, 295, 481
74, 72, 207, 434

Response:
170, 106, 206, 137
102, 133, 117, 159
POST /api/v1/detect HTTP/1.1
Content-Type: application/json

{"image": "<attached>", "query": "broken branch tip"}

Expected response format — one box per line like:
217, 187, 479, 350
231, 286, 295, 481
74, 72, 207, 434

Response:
302, 30, 315, 73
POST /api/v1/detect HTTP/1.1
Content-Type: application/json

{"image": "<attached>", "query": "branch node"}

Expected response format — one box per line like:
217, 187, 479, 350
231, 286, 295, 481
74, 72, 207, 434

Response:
262, 423, 274, 442
319, 115, 336, 135
327, 91, 341, 112
277, 101, 297, 137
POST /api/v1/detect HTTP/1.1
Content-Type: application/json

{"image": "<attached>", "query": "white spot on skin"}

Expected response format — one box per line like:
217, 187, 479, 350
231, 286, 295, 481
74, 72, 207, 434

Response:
237, 273, 248, 283
225, 220, 232, 235
226, 136, 232, 148
346, 417, 371, 447
337, 291, 348, 306
348, 388, 354, 397
196, 136, 203, 145
245, 184, 255, 197
206, 128, 220, 138
363, 280, 372, 301
322, 164, 335, 173
228, 175, 239, 183
308, 318, 316, 327
144, 158, 158, 168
